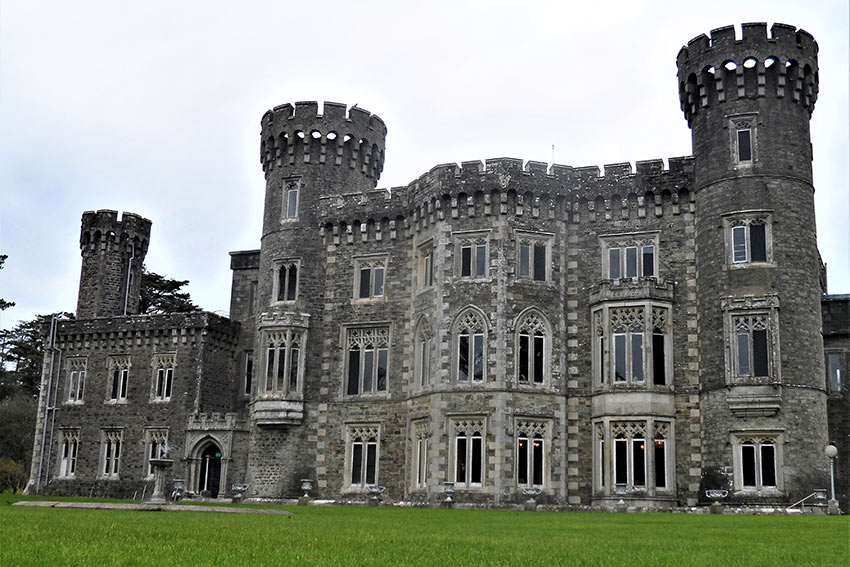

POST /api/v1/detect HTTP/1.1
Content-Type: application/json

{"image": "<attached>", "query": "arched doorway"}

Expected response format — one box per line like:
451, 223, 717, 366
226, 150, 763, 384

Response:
197, 443, 222, 498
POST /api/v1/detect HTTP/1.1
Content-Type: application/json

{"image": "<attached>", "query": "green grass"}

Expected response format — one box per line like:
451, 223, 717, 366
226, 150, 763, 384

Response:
1, 493, 847, 566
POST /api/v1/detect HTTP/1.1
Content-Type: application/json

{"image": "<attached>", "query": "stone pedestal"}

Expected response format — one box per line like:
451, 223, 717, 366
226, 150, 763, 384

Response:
827, 499, 841, 515
148, 458, 173, 504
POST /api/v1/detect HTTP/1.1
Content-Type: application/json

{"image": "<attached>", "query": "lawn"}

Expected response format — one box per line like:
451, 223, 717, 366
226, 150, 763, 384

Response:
1, 494, 847, 566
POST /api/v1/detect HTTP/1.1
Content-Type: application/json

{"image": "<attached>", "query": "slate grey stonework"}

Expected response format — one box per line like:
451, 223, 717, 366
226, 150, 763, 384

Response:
28, 23, 846, 511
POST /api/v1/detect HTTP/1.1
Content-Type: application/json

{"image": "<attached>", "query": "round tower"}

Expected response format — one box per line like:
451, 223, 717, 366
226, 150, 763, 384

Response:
76, 209, 151, 318
678, 23, 828, 502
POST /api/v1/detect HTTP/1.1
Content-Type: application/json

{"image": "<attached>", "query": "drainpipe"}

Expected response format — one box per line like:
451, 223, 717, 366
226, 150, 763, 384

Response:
123, 245, 135, 316
35, 314, 61, 494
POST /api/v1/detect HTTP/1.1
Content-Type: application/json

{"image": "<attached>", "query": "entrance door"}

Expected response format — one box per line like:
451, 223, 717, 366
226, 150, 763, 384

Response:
198, 444, 222, 498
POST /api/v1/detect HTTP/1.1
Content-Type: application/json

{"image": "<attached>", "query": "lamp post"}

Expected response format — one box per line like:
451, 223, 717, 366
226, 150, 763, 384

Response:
825, 444, 839, 515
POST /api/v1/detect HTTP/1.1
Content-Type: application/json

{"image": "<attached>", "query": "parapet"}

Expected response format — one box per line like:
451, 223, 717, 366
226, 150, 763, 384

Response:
677, 23, 819, 125
79, 209, 151, 256
260, 101, 387, 187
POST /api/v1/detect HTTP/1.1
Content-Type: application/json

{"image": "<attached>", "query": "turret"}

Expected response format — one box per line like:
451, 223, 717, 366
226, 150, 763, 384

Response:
678, 24, 828, 503
76, 210, 150, 318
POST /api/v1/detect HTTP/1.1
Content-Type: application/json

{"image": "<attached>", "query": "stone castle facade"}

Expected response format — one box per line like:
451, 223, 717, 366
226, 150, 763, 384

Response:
27, 23, 848, 511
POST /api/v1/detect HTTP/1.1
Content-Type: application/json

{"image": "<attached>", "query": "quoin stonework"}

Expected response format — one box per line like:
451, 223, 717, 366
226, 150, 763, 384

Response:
27, 23, 849, 512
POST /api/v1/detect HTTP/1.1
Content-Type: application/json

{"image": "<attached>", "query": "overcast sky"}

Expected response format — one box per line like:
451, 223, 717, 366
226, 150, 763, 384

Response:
1, 0, 847, 329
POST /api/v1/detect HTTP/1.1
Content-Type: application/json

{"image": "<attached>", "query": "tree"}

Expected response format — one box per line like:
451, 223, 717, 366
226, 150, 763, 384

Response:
0, 312, 73, 401
138, 266, 201, 314
0, 255, 15, 312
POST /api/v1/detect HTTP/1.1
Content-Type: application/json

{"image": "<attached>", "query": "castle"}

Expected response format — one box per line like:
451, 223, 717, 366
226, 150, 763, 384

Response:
27, 23, 848, 511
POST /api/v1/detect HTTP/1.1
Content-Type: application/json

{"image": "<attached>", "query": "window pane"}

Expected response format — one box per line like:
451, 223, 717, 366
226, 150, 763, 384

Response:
352, 442, 363, 484
760, 443, 776, 487
266, 347, 275, 391
373, 267, 384, 297
517, 437, 528, 485
532, 438, 544, 485
278, 267, 287, 301
519, 244, 530, 277
652, 331, 666, 385
533, 335, 544, 384
614, 438, 628, 484
359, 269, 371, 298
456, 437, 467, 483
737, 332, 751, 376
366, 442, 377, 484
732, 226, 747, 262
609, 248, 621, 279
347, 349, 360, 395
633, 439, 646, 486
753, 329, 769, 377
750, 224, 766, 262
286, 265, 298, 300
631, 331, 644, 382
600, 440, 606, 487
287, 188, 298, 218
111, 370, 120, 399
277, 346, 286, 390
458, 335, 469, 381
625, 247, 638, 278
376, 348, 388, 391
737, 129, 752, 161
471, 435, 482, 484
614, 334, 626, 382
461, 247, 471, 277
827, 353, 842, 392
533, 243, 546, 281
741, 444, 756, 486
363, 349, 374, 393
475, 244, 486, 276
473, 334, 484, 381
518, 335, 529, 382
245, 351, 253, 395
654, 440, 666, 488
599, 336, 605, 385
642, 245, 655, 277
289, 347, 299, 390
156, 369, 164, 398
424, 254, 433, 287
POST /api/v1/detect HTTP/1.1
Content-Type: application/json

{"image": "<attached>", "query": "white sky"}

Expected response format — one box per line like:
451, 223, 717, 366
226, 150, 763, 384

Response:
1, 0, 847, 329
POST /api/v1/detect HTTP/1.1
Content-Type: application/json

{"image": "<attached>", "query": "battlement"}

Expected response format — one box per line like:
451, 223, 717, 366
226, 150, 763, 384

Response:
260, 101, 387, 186
677, 23, 818, 125
79, 209, 151, 255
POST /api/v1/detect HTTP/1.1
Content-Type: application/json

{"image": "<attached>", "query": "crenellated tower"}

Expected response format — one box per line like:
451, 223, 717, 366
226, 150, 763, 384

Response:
678, 23, 828, 502
76, 209, 151, 318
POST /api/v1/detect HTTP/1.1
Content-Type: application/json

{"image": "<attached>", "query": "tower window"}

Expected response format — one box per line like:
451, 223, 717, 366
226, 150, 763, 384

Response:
725, 213, 772, 266
353, 256, 387, 300
730, 115, 757, 165
737, 128, 752, 162
827, 353, 843, 392
733, 435, 781, 492
275, 261, 299, 302
722, 295, 780, 385
283, 180, 299, 219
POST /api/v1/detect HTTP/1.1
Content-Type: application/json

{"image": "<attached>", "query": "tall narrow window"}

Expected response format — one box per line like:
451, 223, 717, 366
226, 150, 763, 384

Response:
418, 245, 434, 289
412, 421, 429, 489
611, 320, 644, 383
349, 426, 379, 488
146, 430, 168, 477
611, 422, 648, 491
101, 430, 122, 478
516, 311, 549, 385
107, 357, 130, 402
276, 261, 299, 301
58, 430, 79, 477
66, 358, 87, 403
354, 257, 387, 299
642, 245, 655, 277
263, 329, 305, 396
654, 423, 668, 489
456, 310, 486, 383
458, 235, 488, 278
737, 128, 752, 162
727, 216, 771, 265
152, 354, 175, 402
283, 180, 299, 219
243, 350, 254, 396
453, 419, 484, 487
345, 327, 390, 395
516, 421, 547, 487
736, 436, 779, 491
517, 235, 550, 281
734, 315, 770, 378
827, 353, 843, 392
608, 248, 621, 279
414, 321, 432, 389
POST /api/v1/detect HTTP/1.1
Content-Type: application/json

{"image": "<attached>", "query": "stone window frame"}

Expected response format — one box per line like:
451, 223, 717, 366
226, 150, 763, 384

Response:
150, 353, 176, 403
730, 431, 784, 494
342, 324, 391, 397
600, 231, 659, 281
721, 295, 781, 385
261, 328, 307, 398
452, 307, 489, 384
272, 258, 300, 303
450, 416, 486, 489
453, 229, 490, 280
100, 429, 123, 479
144, 428, 169, 479
57, 428, 79, 478
352, 254, 388, 302
593, 418, 673, 497
722, 210, 774, 268
728, 113, 758, 166
515, 419, 549, 489
281, 177, 300, 222
825, 350, 844, 393
513, 308, 553, 387
64, 357, 87, 404
106, 355, 131, 403
416, 238, 435, 291
242, 350, 254, 397
413, 316, 433, 390
591, 302, 672, 389
515, 230, 555, 282
344, 423, 381, 492
410, 419, 429, 490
